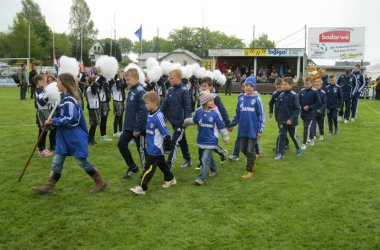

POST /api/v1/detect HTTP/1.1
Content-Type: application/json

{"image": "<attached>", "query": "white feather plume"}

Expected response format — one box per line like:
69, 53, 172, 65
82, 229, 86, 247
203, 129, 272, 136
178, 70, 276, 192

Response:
124, 63, 146, 87
160, 61, 172, 75
147, 66, 163, 83
170, 63, 182, 72
181, 65, 193, 79
196, 67, 207, 78
44, 82, 61, 105
58, 56, 79, 78
217, 74, 227, 86
190, 63, 200, 76
95, 55, 118, 81
146, 57, 159, 70
212, 69, 222, 80
205, 70, 214, 79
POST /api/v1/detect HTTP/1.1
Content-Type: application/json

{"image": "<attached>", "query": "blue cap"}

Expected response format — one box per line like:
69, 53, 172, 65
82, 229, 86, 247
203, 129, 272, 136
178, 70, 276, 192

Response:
244, 76, 257, 88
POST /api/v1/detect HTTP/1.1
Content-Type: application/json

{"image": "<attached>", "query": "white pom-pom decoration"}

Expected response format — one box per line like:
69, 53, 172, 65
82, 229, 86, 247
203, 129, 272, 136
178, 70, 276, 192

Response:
217, 74, 227, 86
181, 65, 192, 79
147, 66, 163, 83
161, 61, 172, 75
146, 57, 159, 70
44, 82, 61, 105
212, 69, 222, 80
190, 63, 200, 76
196, 67, 207, 78
58, 56, 79, 78
204, 70, 213, 79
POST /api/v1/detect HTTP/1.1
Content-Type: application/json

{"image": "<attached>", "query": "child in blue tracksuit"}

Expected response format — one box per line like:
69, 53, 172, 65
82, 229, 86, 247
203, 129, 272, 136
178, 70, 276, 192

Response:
326, 75, 343, 134
32, 73, 107, 194
228, 77, 265, 179
184, 91, 229, 185
196, 77, 230, 169
275, 77, 302, 160
337, 69, 357, 123
299, 77, 321, 150
313, 79, 327, 141
130, 91, 176, 195
117, 68, 147, 179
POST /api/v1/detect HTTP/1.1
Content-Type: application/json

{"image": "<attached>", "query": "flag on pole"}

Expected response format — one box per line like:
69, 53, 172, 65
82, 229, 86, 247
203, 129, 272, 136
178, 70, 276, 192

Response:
135, 25, 142, 43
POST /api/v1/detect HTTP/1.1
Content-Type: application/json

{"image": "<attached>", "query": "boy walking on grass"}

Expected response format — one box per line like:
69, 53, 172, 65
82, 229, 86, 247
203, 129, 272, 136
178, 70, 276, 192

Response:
299, 77, 321, 150
326, 75, 343, 135
130, 91, 176, 195
184, 91, 229, 185
313, 79, 327, 141
228, 77, 265, 179
275, 77, 302, 160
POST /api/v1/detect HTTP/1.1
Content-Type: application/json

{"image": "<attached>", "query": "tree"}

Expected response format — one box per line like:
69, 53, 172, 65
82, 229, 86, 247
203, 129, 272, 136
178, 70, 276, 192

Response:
7, 13, 41, 59
249, 34, 275, 48
21, 0, 52, 48
0, 32, 11, 58
100, 38, 122, 62
69, 0, 98, 65
118, 37, 134, 55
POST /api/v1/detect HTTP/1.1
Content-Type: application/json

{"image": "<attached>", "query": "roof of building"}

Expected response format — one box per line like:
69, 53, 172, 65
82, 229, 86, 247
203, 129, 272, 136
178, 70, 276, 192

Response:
137, 52, 168, 61
160, 49, 202, 61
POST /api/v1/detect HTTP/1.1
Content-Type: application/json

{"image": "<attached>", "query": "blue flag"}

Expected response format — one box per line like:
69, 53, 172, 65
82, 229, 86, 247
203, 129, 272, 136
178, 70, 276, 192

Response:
135, 25, 142, 43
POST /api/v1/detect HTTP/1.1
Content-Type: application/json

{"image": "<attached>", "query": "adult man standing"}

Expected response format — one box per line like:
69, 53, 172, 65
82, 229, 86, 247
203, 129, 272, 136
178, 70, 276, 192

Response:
351, 64, 366, 121
29, 65, 38, 99
18, 64, 28, 100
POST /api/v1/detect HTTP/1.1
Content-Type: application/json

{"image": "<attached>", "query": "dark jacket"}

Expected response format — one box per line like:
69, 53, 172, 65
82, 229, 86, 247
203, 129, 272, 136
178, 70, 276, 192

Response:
277, 89, 301, 126
268, 91, 281, 121
299, 88, 321, 119
160, 83, 192, 126
95, 75, 111, 102
352, 71, 365, 97
321, 75, 329, 91
123, 83, 147, 132
326, 84, 343, 109
337, 74, 357, 100
316, 89, 327, 116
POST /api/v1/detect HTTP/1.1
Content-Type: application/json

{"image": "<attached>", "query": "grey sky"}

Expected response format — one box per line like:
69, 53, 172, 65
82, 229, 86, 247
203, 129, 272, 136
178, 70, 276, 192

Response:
1, 0, 379, 64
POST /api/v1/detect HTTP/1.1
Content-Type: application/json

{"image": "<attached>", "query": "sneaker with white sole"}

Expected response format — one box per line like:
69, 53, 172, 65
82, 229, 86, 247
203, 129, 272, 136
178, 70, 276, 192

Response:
38, 149, 54, 157
309, 139, 315, 146
162, 178, 177, 188
344, 119, 348, 124
220, 149, 228, 164
130, 186, 145, 195
228, 155, 240, 161
194, 178, 204, 185
351, 118, 355, 122
195, 164, 202, 170
301, 144, 307, 150
274, 153, 284, 160
338, 116, 343, 121
209, 171, 218, 177
319, 136, 324, 141
100, 135, 112, 141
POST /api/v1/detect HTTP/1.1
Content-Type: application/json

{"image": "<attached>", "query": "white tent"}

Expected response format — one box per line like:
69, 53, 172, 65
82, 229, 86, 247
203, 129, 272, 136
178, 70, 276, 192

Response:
366, 62, 380, 79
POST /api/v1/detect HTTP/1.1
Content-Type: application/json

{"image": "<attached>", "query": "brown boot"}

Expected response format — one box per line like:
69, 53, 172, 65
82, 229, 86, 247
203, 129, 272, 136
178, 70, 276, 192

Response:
32, 171, 61, 194
87, 168, 107, 193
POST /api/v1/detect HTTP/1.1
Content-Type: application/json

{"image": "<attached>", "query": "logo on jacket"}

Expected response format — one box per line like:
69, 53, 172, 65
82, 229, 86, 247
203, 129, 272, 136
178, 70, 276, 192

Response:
150, 123, 154, 129
209, 117, 213, 123
251, 99, 256, 105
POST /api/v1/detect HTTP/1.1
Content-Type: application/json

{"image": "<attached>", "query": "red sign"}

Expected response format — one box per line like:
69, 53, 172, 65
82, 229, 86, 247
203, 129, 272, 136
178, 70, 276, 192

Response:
319, 30, 350, 43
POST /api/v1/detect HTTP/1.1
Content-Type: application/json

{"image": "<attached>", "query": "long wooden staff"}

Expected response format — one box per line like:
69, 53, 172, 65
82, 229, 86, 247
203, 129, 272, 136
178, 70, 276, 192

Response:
18, 104, 58, 182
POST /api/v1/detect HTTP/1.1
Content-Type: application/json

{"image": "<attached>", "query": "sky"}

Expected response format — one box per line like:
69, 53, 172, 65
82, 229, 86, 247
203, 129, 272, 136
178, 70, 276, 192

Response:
1, 0, 380, 64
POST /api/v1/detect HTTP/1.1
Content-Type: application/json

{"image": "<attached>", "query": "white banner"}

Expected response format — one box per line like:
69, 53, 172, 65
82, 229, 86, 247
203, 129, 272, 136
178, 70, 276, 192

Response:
308, 27, 365, 60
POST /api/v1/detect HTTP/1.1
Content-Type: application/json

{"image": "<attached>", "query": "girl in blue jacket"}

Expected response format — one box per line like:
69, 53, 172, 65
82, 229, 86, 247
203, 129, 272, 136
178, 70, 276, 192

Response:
32, 73, 107, 194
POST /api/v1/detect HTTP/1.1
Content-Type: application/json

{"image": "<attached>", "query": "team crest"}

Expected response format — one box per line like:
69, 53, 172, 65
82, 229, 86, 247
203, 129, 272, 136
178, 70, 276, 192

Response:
150, 123, 154, 128
251, 99, 256, 105
209, 117, 213, 123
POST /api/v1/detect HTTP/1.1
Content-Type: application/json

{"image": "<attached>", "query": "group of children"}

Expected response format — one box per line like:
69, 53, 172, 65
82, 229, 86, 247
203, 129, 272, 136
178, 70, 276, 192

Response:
31, 63, 362, 196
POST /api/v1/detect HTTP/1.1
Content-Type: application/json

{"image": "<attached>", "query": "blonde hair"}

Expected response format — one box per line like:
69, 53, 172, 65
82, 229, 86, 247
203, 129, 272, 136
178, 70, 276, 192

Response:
169, 69, 182, 79
143, 91, 160, 105
125, 68, 139, 80
58, 73, 81, 103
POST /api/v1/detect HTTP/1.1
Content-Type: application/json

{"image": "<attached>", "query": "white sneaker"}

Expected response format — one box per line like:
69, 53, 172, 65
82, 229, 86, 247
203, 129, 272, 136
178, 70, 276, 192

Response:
351, 118, 355, 122
319, 136, 324, 141
344, 119, 348, 124
162, 178, 177, 188
228, 155, 240, 161
310, 139, 315, 146
338, 116, 343, 121
130, 186, 145, 195
113, 132, 120, 137
209, 171, 218, 177
301, 144, 307, 150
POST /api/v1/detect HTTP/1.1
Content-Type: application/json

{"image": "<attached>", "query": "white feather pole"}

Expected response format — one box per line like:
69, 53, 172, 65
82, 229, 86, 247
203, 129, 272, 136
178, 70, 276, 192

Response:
95, 55, 118, 81
205, 70, 214, 79
147, 66, 163, 83
160, 61, 172, 75
181, 65, 192, 79
218, 74, 227, 86
58, 56, 79, 78
124, 63, 146, 87
146, 57, 159, 70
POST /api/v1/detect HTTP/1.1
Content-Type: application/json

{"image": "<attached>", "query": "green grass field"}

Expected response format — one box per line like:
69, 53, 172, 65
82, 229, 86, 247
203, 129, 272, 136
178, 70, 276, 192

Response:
0, 87, 379, 249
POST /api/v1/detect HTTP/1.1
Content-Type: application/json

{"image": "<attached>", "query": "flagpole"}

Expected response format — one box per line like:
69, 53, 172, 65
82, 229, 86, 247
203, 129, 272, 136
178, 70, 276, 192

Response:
28, 24, 30, 59
52, 29, 55, 67
80, 26, 83, 63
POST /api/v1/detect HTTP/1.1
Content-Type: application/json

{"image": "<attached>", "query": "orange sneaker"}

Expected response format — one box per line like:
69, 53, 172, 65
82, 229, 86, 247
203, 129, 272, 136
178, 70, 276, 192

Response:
242, 171, 254, 179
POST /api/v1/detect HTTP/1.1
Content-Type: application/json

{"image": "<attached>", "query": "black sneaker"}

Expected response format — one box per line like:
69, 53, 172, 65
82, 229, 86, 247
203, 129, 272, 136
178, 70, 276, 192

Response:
88, 141, 97, 146
123, 168, 139, 179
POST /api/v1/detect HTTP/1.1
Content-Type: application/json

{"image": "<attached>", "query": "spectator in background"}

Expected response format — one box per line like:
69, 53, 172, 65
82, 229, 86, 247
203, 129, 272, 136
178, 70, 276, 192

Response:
29, 65, 38, 99
18, 64, 28, 100
225, 69, 233, 96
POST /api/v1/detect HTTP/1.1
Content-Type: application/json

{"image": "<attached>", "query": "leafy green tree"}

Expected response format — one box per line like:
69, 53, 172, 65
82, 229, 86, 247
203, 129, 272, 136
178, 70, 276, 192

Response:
249, 34, 275, 48
118, 37, 134, 54
0, 32, 11, 57
21, 0, 52, 48
101, 38, 122, 62
69, 0, 98, 65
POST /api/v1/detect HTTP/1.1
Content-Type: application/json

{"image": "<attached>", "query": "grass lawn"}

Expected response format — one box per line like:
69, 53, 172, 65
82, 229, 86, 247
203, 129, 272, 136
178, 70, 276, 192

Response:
0, 87, 379, 249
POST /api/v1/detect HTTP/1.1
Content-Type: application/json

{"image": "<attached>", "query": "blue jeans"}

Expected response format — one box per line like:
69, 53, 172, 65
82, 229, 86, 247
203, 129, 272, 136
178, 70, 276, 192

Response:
52, 154, 94, 174
199, 149, 217, 181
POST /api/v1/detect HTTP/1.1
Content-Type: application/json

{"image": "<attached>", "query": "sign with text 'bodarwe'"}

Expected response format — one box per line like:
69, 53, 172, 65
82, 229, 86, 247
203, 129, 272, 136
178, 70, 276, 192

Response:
308, 27, 365, 60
